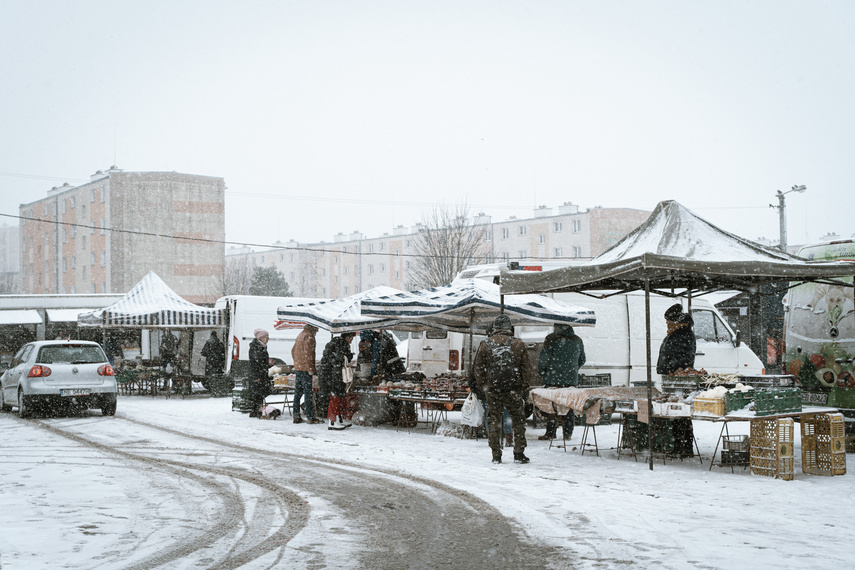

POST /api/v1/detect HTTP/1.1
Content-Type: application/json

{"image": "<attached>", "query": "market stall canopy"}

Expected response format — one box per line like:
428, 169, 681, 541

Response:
500, 200, 855, 296
0, 309, 42, 325
46, 308, 100, 323
360, 278, 596, 332
275, 286, 407, 334
77, 271, 224, 328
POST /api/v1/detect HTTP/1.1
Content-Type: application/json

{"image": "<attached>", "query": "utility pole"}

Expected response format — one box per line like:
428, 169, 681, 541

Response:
769, 185, 806, 252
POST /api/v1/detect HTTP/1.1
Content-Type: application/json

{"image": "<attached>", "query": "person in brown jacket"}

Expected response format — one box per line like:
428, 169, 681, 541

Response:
474, 314, 532, 464
291, 324, 321, 424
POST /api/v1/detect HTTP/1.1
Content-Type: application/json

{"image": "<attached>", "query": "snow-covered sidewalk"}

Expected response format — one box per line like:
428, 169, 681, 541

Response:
1, 395, 851, 569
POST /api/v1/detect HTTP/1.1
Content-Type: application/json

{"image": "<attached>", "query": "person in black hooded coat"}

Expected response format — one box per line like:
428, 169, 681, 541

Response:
656, 304, 696, 457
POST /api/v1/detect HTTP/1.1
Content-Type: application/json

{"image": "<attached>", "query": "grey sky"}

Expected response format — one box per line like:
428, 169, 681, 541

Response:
1, 1, 852, 250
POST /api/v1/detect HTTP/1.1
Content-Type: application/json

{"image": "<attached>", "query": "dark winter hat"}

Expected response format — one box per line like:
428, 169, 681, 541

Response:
360, 330, 376, 343
664, 304, 683, 322
492, 314, 513, 334
555, 324, 575, 335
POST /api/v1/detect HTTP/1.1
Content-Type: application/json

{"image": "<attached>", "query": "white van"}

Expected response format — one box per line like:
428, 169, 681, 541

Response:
406, 272, 764, 385
215, 295, 334, 379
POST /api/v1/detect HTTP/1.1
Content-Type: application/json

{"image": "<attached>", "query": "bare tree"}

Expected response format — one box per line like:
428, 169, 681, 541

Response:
224, 257, 252, 296
0, 271, 19, 294
409, 203, 489, 288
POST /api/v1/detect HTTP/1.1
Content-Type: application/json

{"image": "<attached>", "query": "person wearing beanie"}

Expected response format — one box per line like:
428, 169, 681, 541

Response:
657, 303, 697, 457
474, 314, 532, 464
247, 328, 271, 417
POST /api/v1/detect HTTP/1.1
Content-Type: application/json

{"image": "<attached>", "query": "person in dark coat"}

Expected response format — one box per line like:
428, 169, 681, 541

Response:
474, 314, 532, 464
657, 304, 696, 375
318, 332, 355, 430
201, 332, 225, 377
537, 324, 586, 441
247, 328, 272, 417
656, 304, 696, 457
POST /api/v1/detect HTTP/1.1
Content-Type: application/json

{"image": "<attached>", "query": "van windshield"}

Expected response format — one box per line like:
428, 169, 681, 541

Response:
692, 310, 732, 343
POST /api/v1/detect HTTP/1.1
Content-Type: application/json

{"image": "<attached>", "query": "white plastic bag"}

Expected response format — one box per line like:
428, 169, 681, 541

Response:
460, 392, 485, 427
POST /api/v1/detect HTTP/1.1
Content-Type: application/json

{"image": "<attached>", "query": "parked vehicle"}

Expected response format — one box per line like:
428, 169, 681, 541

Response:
0, 340, 117, 417
406, 265, 764, 385
783, 239, 855, 416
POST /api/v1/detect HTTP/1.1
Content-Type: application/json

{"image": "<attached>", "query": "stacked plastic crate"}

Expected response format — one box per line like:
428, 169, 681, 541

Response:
801, 413, 847, 476
749, 417, 794, 480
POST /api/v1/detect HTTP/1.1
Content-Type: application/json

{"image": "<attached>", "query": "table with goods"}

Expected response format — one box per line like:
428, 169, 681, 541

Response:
531, 371, 847, 480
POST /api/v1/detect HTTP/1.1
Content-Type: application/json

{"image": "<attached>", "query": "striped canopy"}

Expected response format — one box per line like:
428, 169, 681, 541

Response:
78, 271, 223, 329
275, 286, 406, 334
360, 278, 596, 333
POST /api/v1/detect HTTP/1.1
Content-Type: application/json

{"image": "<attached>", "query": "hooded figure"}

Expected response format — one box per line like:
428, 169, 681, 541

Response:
538, 324, 586, 388
536, 323, 586, 441
474, 314, 532, 464
247, 328, 271, 417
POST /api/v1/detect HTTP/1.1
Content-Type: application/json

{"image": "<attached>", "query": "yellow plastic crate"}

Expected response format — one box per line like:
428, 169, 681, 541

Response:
750, 417, 794, 480
801, 413, 847, 476
693, 397, 725, 417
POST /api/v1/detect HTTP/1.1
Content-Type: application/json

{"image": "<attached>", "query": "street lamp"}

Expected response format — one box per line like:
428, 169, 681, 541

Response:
770, 185, 807, 252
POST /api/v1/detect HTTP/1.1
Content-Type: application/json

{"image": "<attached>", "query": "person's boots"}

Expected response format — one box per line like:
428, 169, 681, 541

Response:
341, 414, 353, 428
492, 451, 502, 464
538, 421, 557, 440
514, 452, 531, 464
328, 416, 346, 430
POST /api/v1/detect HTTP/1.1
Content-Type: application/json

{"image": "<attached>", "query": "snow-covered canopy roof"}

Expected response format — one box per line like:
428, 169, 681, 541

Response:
78, 271, 224, 329
501, 200, 855, 296
275, 286, 406, 334
360, 278, 596, 332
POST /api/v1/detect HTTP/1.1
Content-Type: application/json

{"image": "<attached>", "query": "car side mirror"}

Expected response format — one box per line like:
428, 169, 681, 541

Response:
732, 329, 741, 348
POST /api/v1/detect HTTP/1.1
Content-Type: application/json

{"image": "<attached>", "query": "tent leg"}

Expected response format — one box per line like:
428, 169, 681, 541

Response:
645, 278, 654, 471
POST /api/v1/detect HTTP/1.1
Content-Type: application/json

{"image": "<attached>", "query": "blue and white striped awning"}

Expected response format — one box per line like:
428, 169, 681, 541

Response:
360, 278, 596, 333
275, 286, 407, 334
77, 271, 223, 329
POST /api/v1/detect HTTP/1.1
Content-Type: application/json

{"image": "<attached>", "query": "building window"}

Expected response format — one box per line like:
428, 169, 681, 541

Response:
553, 222, 562, 232
368, 265, 374, 275
368, 244, 375, 253
335, 276, 339, 283
395, 270, 400, 279
102, 281, 107, 293
71, 256, 76, 268
90, 188, 96, 202
62, 258, 67, 272
91, 283, 97, 293
100, 251, 106, 266
60, 200, 66, 215
519, 226, 527, 236
502, 252, 510, 262
518, 250, 527, 259
485, 230, 492, 242
100, 218, 106, 235
573, 246, 582, 258
538, 234, 545, 244
344, 286, 349, 295
555, 247, 563, 257
379, 264, 385, 272
69, 196, 75, 208
334, 256, 339, 264
573, 220, 582, 232
62, 228, 67, 243
100, 186, 105, 203
501, 228, 510, 240
90, 252, 96, 265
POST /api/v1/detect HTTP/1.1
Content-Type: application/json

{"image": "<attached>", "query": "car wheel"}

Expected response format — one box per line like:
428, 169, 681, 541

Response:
18, 389, 31, 418
0, 388, 12, 412
102, 397, 117, 416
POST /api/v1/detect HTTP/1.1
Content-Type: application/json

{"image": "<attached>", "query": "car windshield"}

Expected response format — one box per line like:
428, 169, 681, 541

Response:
37, 345, 107, 365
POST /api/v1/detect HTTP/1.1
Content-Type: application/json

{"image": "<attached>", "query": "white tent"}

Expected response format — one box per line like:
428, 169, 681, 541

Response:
274, 286, 406, 334
360, 278, 596, 332
78, 271, 223, 329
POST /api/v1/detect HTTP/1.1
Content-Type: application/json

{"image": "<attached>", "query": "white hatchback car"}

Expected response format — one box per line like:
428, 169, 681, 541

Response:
0, 340, 118, 417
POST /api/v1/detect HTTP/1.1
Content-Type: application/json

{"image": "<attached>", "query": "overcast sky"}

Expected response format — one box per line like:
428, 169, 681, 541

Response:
1, 1, 853, 252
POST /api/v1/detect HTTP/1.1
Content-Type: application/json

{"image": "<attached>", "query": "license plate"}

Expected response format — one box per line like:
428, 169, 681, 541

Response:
802, 392, 828, 405
60, 389, 90, 397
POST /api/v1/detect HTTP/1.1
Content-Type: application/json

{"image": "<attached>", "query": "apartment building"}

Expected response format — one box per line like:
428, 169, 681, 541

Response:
228, 203, 650, 297
20, 167, 225, 304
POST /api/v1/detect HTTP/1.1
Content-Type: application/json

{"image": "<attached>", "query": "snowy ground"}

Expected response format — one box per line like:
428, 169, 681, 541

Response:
1, 393, 853, 569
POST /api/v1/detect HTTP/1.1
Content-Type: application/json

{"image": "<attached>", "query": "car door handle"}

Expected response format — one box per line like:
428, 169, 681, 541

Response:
695, 351, 706, 356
